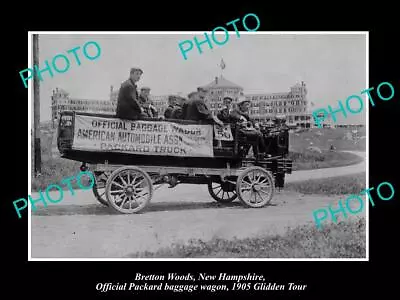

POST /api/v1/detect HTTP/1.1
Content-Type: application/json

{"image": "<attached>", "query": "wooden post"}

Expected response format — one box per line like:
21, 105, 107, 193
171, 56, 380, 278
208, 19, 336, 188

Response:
33, 34, 41, 176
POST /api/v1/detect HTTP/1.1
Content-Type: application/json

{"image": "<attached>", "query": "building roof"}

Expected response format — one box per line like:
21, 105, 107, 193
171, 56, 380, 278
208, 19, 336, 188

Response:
200, 75, 243, 90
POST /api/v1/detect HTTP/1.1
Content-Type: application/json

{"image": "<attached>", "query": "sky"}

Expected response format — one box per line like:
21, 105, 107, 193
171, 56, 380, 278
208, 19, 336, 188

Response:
31, 33, 367, 123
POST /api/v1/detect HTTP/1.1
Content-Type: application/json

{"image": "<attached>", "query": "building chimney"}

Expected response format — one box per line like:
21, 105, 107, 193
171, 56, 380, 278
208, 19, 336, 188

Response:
215, 77, 218, 84
110, 85, 113, 93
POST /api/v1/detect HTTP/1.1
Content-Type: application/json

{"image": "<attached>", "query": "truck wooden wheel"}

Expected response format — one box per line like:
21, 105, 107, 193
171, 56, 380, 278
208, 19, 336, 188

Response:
236, 166, 274, 208
105, 166, 153, 214
207, 181, 237, 203
92, 172, 110, 206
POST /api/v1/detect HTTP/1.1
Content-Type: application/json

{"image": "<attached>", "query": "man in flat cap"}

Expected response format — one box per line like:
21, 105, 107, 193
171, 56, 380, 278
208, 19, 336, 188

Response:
164, 95, 185, 119
138, 87, 158, 118
217, 96, 234, 123
116, 68, 147, 120
183, 87, 223, 126
230, 97, 266, 158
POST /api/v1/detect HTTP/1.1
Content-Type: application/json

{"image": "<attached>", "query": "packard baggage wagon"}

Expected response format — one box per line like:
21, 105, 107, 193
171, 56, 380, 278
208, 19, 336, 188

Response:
57, 111, 292, 214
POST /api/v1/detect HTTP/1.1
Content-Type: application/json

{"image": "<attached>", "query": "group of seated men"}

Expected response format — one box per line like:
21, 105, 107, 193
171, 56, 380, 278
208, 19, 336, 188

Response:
115, 67, 287, 158
162, 87, 275, 157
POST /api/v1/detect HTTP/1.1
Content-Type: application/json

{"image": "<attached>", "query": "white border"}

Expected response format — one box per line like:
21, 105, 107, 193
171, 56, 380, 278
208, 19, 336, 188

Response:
28, 31, 369, 262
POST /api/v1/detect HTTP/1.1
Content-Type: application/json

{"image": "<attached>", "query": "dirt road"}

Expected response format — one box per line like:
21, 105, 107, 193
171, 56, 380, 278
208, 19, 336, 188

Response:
30, 151, 366, 258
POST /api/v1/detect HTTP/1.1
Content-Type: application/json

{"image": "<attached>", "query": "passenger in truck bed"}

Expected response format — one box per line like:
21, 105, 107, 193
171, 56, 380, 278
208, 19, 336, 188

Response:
230, 98, 266, 158
138, 87, 158, 118
164, 96, 185, 119
116, 67, 148, 120
217, 96, 234, 123
183, 88, 223, 126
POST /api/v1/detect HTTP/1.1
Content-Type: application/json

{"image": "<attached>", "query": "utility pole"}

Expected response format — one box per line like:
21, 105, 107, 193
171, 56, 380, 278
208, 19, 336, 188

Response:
33, 34, 41, 176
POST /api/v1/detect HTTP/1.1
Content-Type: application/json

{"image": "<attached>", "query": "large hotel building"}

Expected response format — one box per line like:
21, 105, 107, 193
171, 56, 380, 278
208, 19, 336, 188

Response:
51, 75, 315, 128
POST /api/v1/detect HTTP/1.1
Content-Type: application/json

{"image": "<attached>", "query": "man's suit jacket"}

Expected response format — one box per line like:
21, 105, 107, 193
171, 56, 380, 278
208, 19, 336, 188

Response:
183, 98, 214, 123
229, 108, 251, 123
116, 79, 142, 120
217, 106, 233, 123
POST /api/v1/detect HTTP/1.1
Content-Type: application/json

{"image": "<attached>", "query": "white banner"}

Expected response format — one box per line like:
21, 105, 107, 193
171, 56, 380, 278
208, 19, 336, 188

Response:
214, 124, 234, 141
72, 114, 214, 157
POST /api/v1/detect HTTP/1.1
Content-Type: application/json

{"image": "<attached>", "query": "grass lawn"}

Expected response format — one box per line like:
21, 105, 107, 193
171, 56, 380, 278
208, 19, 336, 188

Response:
128, 218, 366, 258
31, 130, 84, 192
285, 172, 366, 195
289, 150, 363, 171
289, 127, 366, 152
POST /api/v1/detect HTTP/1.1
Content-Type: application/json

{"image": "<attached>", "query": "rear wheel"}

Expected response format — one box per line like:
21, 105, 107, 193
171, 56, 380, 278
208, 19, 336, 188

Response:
92, 172, 110, 206
207, 181, 237, 203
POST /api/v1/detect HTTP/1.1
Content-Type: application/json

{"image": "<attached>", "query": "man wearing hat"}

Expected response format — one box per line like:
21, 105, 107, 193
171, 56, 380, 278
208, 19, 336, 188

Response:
217, 96, 234, 123
183, 87, 223, 126
116, 68, 147, 120
229, 97, 252, 124
230, 97, 266, 158
138, 87, 158, 118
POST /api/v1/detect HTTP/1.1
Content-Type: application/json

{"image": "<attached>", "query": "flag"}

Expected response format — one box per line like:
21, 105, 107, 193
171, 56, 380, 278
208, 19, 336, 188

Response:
220, 58, 226, 70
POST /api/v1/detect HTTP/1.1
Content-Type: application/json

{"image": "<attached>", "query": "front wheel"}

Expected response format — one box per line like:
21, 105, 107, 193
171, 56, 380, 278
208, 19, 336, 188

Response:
236, 166, 275, 208
207, 181, 237, 203
105, 166, 153, 214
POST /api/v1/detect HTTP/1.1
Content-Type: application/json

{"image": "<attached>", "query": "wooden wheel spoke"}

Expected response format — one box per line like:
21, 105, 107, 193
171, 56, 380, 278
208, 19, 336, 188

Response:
133, 178, 145, 187
252, 192, 257, 203
119, 196, 128, 208
119, 175, 128, 186
243, 178, 252, 185
110, 189, 124, 194
134, 189, 149, 198
130, 174, 138, 185
105, 167, 153, 214
128, 196, 132, 210
215, 188, 223, 197
237, 167, 274, 208
257, 192, 262, 203
258, 177, 268, 185
259, 181, 271, 188
259, 189, 271, 195
112, 182, 124, 189
114, 194, 123, 202
242, 181, 252, 188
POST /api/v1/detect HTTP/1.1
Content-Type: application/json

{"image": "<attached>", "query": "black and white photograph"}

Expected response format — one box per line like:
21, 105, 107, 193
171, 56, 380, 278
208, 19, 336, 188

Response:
28, 32, 368, 260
